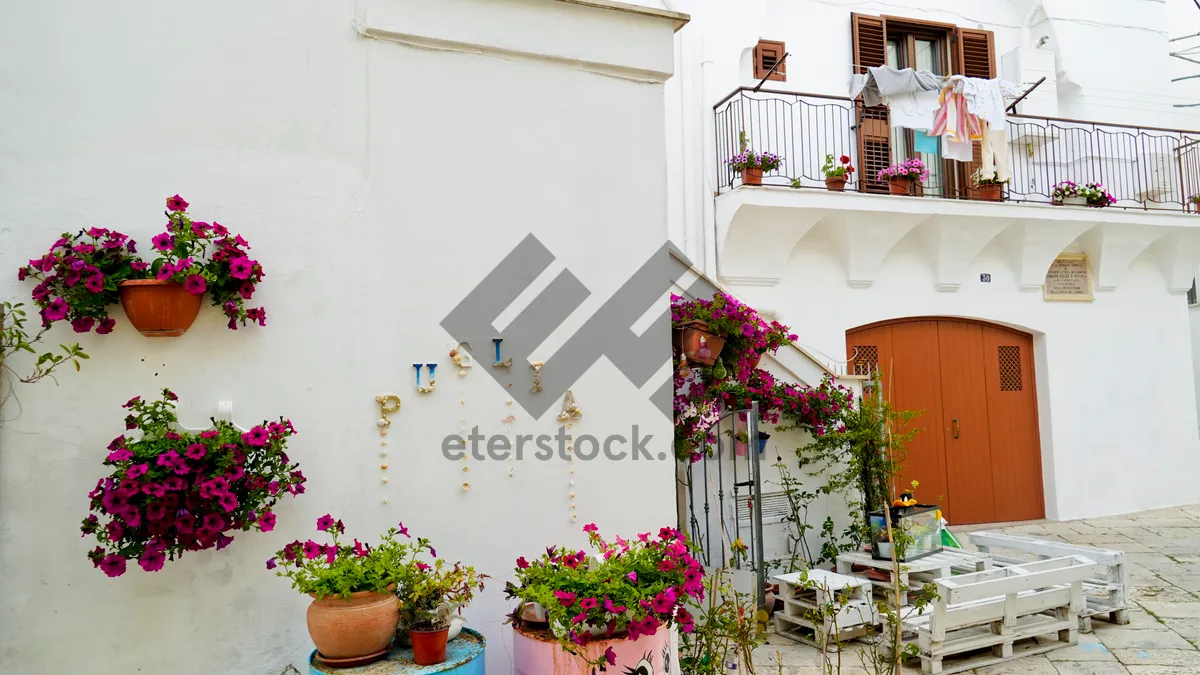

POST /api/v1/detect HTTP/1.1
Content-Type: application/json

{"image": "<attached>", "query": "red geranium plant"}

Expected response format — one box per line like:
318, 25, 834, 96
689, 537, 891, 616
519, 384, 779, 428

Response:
18, 194, 267, 334
81, 389, 305, 577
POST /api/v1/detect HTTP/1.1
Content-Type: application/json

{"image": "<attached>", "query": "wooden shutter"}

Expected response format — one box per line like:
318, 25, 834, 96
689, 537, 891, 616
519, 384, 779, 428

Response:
852, 13, 890, 193
753, 40, 786, 81
953, 28, 996, 197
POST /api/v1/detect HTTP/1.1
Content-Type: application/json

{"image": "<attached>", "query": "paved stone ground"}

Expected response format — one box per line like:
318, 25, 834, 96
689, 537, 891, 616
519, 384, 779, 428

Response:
751, 504, 1200, 674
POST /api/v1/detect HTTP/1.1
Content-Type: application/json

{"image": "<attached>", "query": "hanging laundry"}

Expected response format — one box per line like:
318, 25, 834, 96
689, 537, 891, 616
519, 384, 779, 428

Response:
849, 66, 941, 108
883, 89, 941, 130
913, 130, 939, 155
931, 85, 983, 144
980, 121, 1012, 182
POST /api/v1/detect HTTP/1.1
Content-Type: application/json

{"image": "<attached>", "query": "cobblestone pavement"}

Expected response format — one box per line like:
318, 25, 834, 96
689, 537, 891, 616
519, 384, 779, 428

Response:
751, 504, 1200, 675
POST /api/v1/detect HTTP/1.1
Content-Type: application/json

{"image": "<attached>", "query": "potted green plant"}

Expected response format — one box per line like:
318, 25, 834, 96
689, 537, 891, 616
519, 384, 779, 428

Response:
1189, 194, 1200, 213
396, 547, 489, 666
505, 524, 704, 672
1052, 181, 1086, 206
971, 169, 1007, 202
876, 158, 927, 195
821, 154, 855, 191
83, 389, 305, 577
267, 517, 415, 668
1079, 182, 1117, 208
726, 132, 783, 186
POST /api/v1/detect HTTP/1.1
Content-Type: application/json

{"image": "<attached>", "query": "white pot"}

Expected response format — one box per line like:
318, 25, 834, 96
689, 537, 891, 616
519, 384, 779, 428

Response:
448, 616, 465, 641
1061, 195, 1087, 206
520, 601, 548, 622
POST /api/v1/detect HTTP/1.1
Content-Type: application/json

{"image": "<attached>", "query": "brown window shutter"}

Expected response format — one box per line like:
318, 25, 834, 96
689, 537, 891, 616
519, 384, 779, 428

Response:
953, 28, 996, 78
852, 13, 890, 193
754, 40, 786, 81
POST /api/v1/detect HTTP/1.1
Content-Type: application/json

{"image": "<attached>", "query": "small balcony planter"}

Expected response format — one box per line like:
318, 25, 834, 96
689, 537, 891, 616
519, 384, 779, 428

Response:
878, 158, 927, 196
1052, 181, 1088, 206
677, 320, 724, 366
821, 154, 854, 191
1189, 195, 1200, 213
971, 170, 1007, 202
726, 132, 782, 188
118, 279, 203, 337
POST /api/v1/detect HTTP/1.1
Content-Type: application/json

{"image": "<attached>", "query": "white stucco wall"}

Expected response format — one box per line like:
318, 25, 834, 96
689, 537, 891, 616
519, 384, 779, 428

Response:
0, 1, 684, 673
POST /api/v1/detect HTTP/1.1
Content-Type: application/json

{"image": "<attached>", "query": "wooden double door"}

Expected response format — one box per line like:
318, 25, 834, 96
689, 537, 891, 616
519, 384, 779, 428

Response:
847, 318, 1044, 525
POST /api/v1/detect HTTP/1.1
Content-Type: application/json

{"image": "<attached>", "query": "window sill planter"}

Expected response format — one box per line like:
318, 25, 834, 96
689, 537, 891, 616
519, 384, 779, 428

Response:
1054, 196, 1088, 207
888, 178, 915, 196
824, 176, 847, 191
410, 626, 451, 666
677, 320, 724, 366
117, 279, 202, 337
972, 184, 1004, 202
307, 585, 399, 667
742, 167, 763, 186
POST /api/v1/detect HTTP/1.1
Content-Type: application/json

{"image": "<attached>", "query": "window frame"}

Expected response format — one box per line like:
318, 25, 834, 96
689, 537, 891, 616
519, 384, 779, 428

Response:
753, 39, 787, 82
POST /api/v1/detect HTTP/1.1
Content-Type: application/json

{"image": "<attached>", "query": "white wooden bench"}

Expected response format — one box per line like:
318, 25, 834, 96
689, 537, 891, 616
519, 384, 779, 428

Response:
901, 555, 1106, 674
968, 531, 1130, 626
771, 569, 878, 649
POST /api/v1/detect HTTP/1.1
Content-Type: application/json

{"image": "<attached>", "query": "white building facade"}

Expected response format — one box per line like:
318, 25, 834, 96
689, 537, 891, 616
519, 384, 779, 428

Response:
665, 0, 1200, 523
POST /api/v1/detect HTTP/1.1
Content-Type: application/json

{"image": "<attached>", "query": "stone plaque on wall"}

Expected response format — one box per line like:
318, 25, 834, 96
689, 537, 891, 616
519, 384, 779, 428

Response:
1043, 254, 1093, 301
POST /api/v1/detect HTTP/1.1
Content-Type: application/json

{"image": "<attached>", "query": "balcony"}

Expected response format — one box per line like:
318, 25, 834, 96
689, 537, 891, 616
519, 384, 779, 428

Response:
712, 87, 1200, 291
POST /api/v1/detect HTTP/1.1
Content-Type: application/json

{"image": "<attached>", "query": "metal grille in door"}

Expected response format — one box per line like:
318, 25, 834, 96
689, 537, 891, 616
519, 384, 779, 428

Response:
998, 345, 1022, 391
852, 345, 879, 375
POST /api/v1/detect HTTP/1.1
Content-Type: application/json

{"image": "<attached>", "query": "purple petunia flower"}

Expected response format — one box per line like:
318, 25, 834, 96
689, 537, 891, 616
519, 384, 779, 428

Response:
228, 256, 253, 280
183, 274, 206, 295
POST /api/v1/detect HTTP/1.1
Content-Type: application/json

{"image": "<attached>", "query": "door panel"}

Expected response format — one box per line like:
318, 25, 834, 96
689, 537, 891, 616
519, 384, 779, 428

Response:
936, 321, 997, 525
887, 322, 949, 513
981, 327, 1045, 521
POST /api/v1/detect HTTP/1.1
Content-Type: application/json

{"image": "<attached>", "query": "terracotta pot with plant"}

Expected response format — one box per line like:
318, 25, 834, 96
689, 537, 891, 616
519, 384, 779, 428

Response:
1189, 195, 1200, 213
971, 170, 1007, 202
82, 389, 305, 578
268, 517, 425, 667
726, 132, 783, 187
505, 523, 706, 673
676, 321, 725, 366
19, 194, 268, 339
877, 158, 927, 196
396, 543, 489, 666
821, 153, 854, 191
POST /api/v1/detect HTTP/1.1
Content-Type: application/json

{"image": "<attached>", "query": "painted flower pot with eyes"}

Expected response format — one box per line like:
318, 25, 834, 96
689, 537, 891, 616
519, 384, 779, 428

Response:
512, 623, 673, 675
117, 279, 202, 337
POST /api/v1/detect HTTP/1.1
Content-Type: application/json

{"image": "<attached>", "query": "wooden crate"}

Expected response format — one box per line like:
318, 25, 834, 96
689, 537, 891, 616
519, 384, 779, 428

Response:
968, 531, 1130, 626
771, 569, 878, 649
901, 555, 1106, 675
834, 548, 993, 607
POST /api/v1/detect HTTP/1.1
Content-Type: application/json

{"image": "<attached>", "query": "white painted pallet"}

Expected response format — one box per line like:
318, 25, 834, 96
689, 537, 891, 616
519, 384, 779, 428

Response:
900, 555, 1106, 675
771, 569, 878, 649
834, 549, 993, 607
968, 531, 1130, 626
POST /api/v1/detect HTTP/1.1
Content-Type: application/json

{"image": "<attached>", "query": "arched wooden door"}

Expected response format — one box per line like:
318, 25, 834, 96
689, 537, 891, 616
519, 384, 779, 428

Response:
847, 318, 1044, 524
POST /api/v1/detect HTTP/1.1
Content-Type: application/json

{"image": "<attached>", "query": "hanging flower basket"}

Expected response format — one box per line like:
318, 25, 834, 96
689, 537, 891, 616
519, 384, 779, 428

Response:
118, 279, 203, 337
677, 321, 724, 366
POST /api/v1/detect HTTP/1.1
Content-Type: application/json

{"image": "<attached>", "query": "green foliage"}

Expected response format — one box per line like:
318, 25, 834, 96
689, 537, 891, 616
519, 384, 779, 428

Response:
397, 558, 488, 631
0, 301, 88, 404
271, 522, 422, 600
678, 567, 765, 675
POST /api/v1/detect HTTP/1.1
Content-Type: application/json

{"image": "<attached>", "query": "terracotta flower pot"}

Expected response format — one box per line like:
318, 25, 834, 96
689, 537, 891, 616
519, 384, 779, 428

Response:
747, 351, 762, 369
678, 321, 725, 366
306, 587, 398, 666
973, 183, 1003, 202
742, 167, 763, 186
118, 280, 203, 337
410, 627, 450, 666
888, 178, 914, 195
824, 176, 847, 191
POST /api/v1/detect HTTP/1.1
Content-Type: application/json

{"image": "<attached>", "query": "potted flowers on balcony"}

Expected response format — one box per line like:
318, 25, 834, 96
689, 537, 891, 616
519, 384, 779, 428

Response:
726, 132, 783, 186
1052, 181, 1086, 206
506, 524, 704, 673
268, 517, 414, 668
820, 154, 855, 191
971, 169, 1007, 202
395, 546, 489, 665
876, 158, 928, 196
1079, 182, 1117, 208
83, 389, 305, 577
1189, 194, 1200, 213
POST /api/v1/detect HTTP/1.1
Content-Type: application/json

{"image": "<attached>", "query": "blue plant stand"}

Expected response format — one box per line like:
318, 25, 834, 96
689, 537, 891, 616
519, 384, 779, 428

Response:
309, 628, 485, 674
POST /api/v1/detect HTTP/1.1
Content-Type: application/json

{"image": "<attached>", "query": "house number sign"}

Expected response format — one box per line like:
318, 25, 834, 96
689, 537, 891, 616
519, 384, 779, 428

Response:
1043, 254, 1093, 301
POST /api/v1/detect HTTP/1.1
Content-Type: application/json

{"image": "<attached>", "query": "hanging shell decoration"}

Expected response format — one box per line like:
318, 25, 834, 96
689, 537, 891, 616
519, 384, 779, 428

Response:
415, 363, 437, 394
557, 390, 582, 422
375, 394, 401, 436
450, 342, 473, 376
492, 338, 512, 368
530, 360, 544, 393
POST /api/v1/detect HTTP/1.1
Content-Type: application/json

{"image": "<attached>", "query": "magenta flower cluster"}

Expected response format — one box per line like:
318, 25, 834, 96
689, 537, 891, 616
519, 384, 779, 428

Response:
18, 228, 139, 333
726, 150, 784, 173
18, 194, 268, 334
82, 389, 304, 577
508, 525, 704, 671
876, 157, 928, 183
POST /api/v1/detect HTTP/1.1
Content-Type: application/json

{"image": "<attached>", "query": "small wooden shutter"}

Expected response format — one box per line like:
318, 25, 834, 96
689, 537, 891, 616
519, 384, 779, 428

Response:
852, 13, 890, 193
754, 40, 786, 81
953, 28, 996, 197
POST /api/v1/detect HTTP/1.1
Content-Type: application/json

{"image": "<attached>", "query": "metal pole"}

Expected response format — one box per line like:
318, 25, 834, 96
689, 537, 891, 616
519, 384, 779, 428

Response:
748, 401, 767, 612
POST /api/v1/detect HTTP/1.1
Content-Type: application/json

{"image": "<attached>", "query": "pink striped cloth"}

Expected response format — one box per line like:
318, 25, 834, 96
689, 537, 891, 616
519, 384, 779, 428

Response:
930, 87, 983, 143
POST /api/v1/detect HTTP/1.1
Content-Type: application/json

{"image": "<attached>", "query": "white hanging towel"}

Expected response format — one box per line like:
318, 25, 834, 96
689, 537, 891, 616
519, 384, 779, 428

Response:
882, 89, 941, 131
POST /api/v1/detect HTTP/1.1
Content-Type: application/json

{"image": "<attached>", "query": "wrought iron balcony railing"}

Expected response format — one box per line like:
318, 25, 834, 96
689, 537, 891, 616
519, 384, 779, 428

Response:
715, 86, 1200, 212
